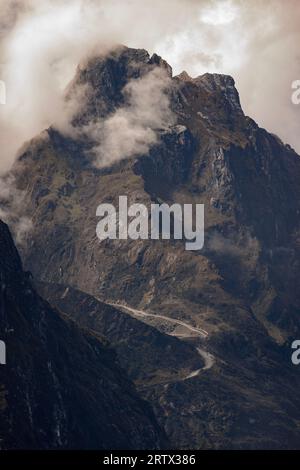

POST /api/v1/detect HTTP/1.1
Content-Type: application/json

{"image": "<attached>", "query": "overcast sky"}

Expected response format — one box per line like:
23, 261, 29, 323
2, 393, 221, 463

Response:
0, 0, 300, 173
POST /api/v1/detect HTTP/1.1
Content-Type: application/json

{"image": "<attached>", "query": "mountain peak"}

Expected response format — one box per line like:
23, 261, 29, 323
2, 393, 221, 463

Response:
195, 72, 242, 112
68, 45, 173, 126
176, 70, 192, 81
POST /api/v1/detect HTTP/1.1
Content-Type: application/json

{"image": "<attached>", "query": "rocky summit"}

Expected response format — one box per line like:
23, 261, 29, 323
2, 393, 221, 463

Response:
3, 46, 300, 449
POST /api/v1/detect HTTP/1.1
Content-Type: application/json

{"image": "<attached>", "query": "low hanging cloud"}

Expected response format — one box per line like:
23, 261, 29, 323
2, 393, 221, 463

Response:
0, 0, 300, 176
85, 67, 174, 167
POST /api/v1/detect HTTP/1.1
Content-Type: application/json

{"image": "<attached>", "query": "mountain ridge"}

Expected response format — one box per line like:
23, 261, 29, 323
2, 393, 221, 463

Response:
3, 45, 300, 449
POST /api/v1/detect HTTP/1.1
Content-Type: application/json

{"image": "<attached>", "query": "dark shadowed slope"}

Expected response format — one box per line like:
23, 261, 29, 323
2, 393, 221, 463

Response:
0, 220, 166, 449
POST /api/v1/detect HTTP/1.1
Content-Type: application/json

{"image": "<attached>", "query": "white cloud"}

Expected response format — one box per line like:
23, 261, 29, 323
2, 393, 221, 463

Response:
201, 0, 238, 26
0, 0, 299, 177
85, 67, 174, 167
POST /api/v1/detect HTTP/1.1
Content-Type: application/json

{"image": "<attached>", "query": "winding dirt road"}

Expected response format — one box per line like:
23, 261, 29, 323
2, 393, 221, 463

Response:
107, 301, 215, 380
108, 302, 208, 337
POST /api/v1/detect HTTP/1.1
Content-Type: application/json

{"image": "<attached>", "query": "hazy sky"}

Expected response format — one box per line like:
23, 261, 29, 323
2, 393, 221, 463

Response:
0, 0, 300, 173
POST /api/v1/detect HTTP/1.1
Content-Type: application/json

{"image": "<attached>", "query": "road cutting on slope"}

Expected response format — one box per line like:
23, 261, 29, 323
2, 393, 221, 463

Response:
107, 301, 215, 381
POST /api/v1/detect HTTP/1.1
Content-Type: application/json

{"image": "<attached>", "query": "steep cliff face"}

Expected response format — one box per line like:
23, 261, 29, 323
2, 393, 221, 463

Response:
5, 46, 300, 448
0, 220, 166, 449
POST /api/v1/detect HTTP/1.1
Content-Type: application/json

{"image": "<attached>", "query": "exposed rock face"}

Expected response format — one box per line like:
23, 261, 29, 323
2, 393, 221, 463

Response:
5, 46, 300, 448
0, 220, 166, 449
